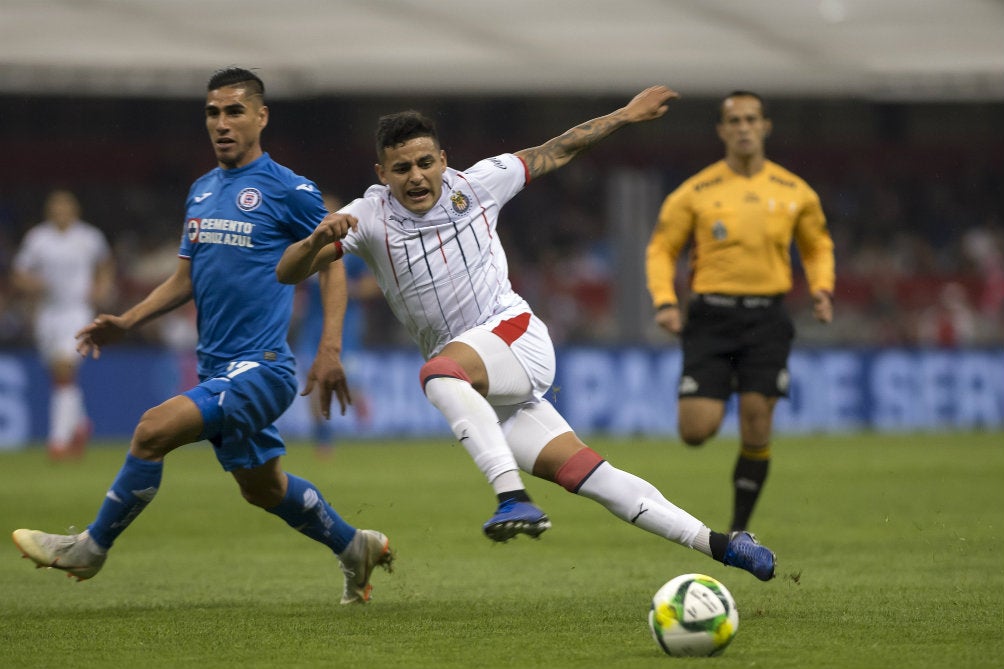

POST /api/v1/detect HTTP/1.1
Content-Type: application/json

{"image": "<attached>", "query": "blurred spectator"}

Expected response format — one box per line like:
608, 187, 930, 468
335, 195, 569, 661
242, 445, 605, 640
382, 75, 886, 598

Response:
916, 282, 977, 347
10, 190, 115, 459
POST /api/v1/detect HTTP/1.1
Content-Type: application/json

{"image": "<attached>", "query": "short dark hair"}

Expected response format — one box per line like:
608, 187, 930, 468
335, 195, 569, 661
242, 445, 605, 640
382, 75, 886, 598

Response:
375, 110, 439, 160
207, 67, 265, 98
720, 90, 768, 119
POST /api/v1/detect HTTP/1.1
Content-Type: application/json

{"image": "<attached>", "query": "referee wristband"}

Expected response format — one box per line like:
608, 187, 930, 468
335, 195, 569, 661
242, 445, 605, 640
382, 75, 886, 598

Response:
656, 303, 678, 312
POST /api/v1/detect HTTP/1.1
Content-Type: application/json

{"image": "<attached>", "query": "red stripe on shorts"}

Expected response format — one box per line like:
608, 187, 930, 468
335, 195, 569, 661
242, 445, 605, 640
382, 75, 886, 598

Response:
491, 312, 531, 346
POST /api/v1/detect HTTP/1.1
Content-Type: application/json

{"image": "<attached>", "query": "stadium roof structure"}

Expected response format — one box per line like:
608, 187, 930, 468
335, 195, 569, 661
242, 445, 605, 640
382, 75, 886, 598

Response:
2, 0, 1003, 101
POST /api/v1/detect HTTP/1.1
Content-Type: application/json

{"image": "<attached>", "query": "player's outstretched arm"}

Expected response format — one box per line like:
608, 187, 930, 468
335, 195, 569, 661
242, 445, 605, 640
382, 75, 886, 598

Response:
276, 213, 356, 284
76, 258, 193, 359
514, 85, 678, 181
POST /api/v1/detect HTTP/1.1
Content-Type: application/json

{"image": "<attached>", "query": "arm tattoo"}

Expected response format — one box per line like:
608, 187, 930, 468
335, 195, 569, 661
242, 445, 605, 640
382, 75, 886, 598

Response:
520, 114, 626, 180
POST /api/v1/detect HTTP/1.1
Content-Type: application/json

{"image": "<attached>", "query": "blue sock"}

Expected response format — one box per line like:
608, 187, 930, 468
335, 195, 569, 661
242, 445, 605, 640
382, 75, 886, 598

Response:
88, 453, 163, 550
267, 474, 356, 554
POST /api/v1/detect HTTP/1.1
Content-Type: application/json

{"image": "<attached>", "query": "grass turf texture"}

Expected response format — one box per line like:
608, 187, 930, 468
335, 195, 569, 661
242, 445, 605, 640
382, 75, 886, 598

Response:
1, 432, 1001, 669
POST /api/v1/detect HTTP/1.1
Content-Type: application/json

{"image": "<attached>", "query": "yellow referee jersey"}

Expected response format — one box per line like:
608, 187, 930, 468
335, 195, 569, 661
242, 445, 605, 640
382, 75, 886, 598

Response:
645, 159, 834, 307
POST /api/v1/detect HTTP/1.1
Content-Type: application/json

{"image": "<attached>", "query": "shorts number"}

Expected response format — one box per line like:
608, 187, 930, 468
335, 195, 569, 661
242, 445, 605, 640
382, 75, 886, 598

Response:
225, 360, 260, 379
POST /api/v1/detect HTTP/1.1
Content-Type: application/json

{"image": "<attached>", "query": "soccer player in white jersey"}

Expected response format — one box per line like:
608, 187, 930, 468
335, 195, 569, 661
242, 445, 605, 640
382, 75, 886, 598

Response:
11, 190, 115, 460
12, 68, 392, 603
277, 86, 777, 581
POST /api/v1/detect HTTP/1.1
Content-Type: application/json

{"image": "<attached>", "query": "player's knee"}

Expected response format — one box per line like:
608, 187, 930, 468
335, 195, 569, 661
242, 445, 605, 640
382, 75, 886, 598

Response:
131, 409, 174, 458
678, 426, 713, 447
419, 356, 472, 392
553, 446, 605, 493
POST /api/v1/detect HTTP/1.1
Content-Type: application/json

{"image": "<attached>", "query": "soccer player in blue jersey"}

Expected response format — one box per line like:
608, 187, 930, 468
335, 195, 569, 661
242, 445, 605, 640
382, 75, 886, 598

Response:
11, 67, 393, 604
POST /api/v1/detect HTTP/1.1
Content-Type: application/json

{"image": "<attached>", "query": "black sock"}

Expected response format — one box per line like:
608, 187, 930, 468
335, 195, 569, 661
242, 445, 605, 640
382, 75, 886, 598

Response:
497, 489, 531, 504
731, 452, 770, 532
709, 531, 729, 562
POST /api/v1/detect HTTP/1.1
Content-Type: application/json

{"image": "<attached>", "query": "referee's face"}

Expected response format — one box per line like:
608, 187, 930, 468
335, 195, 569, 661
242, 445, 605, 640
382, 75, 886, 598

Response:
376, 135, 447, 215
205, 85, 268, 169
717, 95, 771, 161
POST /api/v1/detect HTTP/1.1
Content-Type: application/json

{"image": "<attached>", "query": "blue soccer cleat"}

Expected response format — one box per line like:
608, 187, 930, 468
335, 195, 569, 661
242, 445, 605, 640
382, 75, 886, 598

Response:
482, 499, 551, 542
723, 530, 776, 581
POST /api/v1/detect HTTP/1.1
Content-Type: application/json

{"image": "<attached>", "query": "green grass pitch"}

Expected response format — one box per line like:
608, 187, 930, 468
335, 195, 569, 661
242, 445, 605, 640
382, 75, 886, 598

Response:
1, 431, 1001, 668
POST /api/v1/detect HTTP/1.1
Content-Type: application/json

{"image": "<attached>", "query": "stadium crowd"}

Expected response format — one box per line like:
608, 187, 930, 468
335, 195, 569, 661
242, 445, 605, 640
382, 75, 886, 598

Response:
1, 94, 1001, 350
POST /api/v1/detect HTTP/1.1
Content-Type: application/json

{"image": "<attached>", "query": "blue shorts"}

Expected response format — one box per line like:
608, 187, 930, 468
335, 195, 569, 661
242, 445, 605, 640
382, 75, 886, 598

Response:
183, 359, 298, 472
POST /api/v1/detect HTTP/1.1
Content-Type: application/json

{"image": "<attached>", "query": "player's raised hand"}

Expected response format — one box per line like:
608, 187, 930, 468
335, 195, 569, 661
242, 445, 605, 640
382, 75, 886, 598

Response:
622, 85, 680, 123
75, 314, 128, 359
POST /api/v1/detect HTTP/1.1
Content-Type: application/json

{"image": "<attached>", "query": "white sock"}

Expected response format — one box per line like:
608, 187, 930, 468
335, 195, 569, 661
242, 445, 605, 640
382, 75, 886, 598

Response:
50, 384, 83, 445
424, 376, 523, 487
490, 470, 524, 496
576, 462, 705, 549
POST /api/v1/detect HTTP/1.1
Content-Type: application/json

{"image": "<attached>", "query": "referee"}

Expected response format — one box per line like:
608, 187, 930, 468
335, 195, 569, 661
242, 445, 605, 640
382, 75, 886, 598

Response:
645, 90, 835, 532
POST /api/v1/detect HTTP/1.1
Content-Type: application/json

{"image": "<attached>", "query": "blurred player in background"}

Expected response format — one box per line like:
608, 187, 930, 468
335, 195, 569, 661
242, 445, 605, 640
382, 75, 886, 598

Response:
12, 67, 392, 604
277, 85, 776, 581
645, 91, 835, 532
11, 189, 115, 460
293, 193, 380, 457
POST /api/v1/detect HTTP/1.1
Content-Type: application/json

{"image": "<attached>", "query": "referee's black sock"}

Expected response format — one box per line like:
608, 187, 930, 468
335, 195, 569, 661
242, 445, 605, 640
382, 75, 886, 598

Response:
731, 450, 770, 532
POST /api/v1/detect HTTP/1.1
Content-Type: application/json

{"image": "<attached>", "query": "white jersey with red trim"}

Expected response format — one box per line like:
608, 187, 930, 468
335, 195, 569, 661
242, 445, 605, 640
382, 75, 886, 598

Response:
13, 219, 111, 361
13, 220, 110, 311
339, 153, 533, 359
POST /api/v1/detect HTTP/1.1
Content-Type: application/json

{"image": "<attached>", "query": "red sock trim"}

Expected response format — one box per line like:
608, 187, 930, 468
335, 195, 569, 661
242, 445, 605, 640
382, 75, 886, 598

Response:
555, 447, 605, 493
491, 312, 531, 346
419, 356, 472, 391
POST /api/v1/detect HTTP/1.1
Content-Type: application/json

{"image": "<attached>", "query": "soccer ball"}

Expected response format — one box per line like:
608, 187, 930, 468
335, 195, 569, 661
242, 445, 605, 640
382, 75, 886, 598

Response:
648, 573, 739, 657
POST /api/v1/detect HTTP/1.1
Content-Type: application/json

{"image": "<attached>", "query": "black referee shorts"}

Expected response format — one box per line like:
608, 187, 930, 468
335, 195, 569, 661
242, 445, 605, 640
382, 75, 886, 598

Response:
678, 294, 795, 400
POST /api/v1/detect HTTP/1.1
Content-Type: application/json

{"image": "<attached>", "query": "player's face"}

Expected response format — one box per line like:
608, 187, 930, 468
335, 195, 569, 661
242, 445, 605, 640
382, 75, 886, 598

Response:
44, 191, 81, 228
717, 95, 771, 160
375, 136, 447, 215
205, 85, 268, 169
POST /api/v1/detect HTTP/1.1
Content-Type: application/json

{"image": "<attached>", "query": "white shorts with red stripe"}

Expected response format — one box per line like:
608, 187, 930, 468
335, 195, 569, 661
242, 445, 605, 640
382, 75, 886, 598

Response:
453, 309, 555, 404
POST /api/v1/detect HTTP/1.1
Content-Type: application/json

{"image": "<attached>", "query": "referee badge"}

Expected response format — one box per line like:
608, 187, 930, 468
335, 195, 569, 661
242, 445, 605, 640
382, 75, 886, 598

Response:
450, 190, 470, 214
712, 220, 728, 240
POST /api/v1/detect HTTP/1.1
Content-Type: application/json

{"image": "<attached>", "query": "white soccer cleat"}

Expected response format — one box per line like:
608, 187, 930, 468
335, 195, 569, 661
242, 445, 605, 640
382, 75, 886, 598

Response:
338, 529, 394, 604
11, 528, 107, 581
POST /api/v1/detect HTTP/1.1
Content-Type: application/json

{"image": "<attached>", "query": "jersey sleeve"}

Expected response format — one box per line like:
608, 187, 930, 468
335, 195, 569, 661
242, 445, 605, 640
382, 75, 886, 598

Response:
285, 180, 327, 241
464, 154, 528, 208
336, 196, 378, 257
12, 229, 41, 273
793, 186, 835, 295
645, 185, 695, 307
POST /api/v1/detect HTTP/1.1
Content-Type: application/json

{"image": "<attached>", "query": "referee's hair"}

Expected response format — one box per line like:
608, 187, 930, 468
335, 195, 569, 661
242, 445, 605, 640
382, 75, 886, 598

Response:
720, 90, 768, 119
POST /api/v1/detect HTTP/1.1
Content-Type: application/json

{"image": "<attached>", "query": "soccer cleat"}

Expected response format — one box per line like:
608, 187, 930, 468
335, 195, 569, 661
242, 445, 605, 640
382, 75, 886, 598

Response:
11, 528, 107, 581
338, 529, 394, 605
722, 530, 776, 581
482, 499, 551, 542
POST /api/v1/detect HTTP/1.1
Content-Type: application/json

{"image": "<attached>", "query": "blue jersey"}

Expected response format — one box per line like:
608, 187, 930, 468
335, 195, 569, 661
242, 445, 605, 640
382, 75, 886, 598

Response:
179, 153, 325, 376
